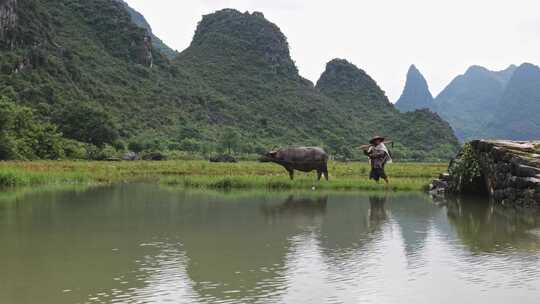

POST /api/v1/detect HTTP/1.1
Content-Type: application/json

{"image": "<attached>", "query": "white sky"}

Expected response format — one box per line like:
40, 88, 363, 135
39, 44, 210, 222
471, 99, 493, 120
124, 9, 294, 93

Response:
125, 0, 540, 102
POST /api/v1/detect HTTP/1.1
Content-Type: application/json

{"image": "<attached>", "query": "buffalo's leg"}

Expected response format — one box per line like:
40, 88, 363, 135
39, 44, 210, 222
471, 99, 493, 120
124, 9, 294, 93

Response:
323, 164, 329, 181
287, 168, 294, 180
317, 170, 322, 181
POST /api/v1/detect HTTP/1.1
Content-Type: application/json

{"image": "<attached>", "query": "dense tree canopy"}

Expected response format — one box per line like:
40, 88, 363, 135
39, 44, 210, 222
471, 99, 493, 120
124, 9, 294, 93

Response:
0, 97, 64, 160
54, 103, 119, 147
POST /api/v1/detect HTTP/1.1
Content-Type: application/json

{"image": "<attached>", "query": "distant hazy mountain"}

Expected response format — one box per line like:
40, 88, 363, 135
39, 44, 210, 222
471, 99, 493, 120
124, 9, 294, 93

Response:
434, 65, 517, 141
486, 63, 540, 140
395, 65, 434, 112
395, 64, 526, 141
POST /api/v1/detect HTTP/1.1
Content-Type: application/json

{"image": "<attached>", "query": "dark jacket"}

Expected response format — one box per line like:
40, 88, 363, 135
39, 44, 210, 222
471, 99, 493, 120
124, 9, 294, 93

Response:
364, 148, 390, 169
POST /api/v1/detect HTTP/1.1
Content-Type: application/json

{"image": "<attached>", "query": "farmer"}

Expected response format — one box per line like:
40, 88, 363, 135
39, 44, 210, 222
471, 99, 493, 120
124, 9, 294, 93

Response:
362, 136, 392, 184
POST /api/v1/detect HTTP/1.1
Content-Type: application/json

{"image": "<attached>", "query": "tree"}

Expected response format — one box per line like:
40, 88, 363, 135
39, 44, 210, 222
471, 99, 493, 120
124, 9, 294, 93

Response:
322, 130, 352, 159
55, 102, 119, 147
128, 141, 145, 153
31, 124, 65, 159
179, 138, 201, 152
219, 128, 240, 154
0, 96, 65, 160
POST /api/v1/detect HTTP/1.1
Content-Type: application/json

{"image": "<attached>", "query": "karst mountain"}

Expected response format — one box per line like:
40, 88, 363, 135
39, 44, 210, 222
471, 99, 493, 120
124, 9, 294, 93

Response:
0, 0, 459, 159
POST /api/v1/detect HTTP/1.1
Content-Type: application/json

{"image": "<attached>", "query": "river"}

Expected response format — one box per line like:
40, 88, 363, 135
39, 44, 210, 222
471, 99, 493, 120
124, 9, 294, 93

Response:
1, 184, 539, 303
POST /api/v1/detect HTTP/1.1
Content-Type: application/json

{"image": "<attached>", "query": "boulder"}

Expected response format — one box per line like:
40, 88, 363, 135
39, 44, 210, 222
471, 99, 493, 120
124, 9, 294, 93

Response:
209, 154, 237, 163
142, 152, 166, 161
430, 179, 448, 192
122, 151, 138, 161
104, 157, 121, 162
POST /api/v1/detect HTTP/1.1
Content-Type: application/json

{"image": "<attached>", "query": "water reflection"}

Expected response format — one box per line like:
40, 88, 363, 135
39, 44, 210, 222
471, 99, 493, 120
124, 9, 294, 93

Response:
261, 195, 328, 218
368, 195, 388, 228
446, 196, 540, 252
1, 185, 539, 304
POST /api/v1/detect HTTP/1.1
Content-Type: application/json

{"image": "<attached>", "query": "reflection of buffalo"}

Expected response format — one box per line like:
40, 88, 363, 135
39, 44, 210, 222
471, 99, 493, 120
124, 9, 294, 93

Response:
261, 195, 328, 217
259, 147, 329, 180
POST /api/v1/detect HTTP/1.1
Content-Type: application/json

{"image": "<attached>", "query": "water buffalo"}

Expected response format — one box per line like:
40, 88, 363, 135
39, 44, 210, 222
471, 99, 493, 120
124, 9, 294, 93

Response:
260, 147, 329, 181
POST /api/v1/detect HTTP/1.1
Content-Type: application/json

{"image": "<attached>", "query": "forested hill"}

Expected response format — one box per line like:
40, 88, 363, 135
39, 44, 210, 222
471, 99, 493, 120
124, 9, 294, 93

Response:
316, 59, 459, 159
0, 0, 459, 160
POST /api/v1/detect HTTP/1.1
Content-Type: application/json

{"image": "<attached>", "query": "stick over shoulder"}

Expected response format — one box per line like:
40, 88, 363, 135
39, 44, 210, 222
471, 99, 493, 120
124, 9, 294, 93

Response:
359, 140, 393, 151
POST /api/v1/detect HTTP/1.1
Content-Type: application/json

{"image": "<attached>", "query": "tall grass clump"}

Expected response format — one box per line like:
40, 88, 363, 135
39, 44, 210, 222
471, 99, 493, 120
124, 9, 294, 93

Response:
0, 169, 89, 188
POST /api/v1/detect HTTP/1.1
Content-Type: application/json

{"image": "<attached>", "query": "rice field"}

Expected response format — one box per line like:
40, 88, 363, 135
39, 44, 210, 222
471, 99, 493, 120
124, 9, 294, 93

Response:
0, 160, 447, 191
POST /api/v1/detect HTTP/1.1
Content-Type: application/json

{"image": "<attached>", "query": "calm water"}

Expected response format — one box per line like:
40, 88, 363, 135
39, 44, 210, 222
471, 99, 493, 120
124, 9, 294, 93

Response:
1, 184, 540, 304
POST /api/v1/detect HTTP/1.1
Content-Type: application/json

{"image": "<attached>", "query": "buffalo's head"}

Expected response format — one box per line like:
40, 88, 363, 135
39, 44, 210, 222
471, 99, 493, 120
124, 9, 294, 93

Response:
259, 147, 279, 162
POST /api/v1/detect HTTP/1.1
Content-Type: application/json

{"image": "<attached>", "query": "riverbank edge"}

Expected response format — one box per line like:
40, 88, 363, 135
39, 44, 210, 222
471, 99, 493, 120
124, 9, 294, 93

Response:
0, 161, 447, 192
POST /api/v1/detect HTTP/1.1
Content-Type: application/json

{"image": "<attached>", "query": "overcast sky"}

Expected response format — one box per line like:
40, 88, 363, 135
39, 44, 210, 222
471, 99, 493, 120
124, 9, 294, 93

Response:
125, 0, 539, 102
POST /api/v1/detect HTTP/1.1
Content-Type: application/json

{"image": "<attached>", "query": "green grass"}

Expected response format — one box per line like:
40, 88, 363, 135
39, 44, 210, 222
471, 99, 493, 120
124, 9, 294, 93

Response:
0, 160, 447, 191
162, 175, 430, 191
0, 168, 89, 187
0, 184, 92, 203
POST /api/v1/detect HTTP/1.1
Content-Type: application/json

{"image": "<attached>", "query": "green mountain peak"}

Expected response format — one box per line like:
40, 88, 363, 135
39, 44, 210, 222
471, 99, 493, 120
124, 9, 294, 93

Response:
316, 59, 392, 110
186, 8, 298, 77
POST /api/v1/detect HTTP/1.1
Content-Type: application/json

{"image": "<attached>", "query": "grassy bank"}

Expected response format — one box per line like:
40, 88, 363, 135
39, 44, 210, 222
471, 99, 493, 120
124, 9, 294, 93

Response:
0, 161, 447, 191
162, 176, 430, 191
0, 168, 89, 187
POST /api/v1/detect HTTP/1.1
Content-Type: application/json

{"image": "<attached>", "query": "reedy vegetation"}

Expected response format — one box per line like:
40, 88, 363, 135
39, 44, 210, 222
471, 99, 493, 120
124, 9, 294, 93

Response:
0, 160, 447, 191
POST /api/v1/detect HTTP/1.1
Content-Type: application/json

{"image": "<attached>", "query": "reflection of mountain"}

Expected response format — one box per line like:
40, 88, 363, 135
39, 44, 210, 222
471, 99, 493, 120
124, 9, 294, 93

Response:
446, 196, 540, 252
182, 194, 391, 301
316, 195, 391, 267
179, 194, 331, 302
388, 194, 441, 266
178, 198, 297, 302
261, 195, 327, 218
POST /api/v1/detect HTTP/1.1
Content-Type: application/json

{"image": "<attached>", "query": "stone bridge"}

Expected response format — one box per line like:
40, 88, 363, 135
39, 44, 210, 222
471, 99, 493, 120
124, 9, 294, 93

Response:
446, 140, 540, 207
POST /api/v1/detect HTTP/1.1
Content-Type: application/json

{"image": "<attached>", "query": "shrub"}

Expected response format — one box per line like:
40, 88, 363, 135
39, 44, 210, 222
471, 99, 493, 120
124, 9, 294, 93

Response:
63, 139, 88, 159
86, 144, 118, 160
54, 102, 119, 147
179, 138, 202, 152
128, 141, 145, 153
0, 96, 66, 160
